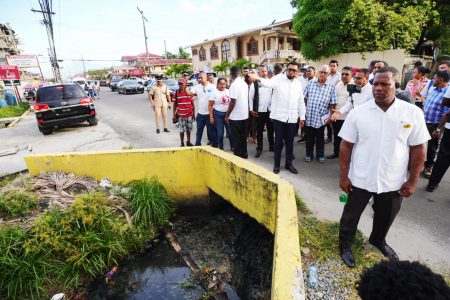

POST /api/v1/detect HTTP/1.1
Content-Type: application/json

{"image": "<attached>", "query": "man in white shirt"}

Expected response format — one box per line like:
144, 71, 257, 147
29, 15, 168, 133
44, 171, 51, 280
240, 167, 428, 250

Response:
338, 66, 430, 268
326, 60, 341, 86
249, 65, 274, 158
250, 61, 306, 174
326, 66, 354, 159
226, 66, 250, 159
331, 68, 373, 121
189, 73, 216, 146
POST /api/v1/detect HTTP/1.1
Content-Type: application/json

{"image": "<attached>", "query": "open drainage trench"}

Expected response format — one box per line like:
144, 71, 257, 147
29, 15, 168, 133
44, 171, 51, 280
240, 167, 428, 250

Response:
88, 201, 274, 300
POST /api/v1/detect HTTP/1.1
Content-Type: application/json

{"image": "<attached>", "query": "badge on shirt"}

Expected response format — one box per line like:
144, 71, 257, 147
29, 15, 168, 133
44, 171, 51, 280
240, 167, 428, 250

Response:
402, 121, 412, 128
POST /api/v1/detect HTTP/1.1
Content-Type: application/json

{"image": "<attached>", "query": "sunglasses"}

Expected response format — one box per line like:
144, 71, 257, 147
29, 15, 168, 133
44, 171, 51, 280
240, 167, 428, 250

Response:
342, 73, 352, 76
287, 68, 298, 72
354, 77, 363, 80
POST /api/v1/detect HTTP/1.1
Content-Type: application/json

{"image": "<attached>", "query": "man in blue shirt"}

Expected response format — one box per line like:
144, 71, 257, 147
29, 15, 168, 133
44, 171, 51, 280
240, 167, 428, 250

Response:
303, 65, 337, 163
422, 70, 449, 178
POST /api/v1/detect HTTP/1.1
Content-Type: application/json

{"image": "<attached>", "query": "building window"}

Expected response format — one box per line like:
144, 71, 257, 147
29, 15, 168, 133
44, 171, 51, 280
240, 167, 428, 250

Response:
192, 48, 198, 55
221, 40, 231, 62
210, 43, 219, 60
287, 37, 301, 50
199, 47, 206, 61
247, 37, 258, 56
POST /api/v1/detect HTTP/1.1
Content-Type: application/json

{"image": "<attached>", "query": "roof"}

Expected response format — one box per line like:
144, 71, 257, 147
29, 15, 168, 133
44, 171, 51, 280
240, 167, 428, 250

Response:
141, 59, 191, 66
190, 19, 293, 47
121, 53, 162, 61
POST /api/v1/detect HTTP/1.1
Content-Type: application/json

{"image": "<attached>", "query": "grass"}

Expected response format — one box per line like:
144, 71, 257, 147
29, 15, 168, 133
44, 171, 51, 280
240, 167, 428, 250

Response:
127, 178, 176, 228
0, 189, 38, 217
0, 172, 23, 189
0, 102, 29, 119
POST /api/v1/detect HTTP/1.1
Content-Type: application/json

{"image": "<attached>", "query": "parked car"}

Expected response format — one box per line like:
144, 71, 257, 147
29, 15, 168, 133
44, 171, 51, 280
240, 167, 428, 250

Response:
163, 79, 179, 97
145, 78, 157, 92
34, 83, 97, 135
99, 80, 107, 86
110, 76, 123, 91
188, 72, 217, 86
117, 80, 145, 94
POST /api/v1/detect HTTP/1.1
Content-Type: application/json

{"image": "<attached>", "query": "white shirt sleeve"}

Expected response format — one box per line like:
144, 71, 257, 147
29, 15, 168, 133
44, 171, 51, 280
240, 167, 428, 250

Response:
339, 98, 353, 115
298, 90, 306, 120
408, 108, 431, 146
259, 76, 278, 89
338, 110, 358, 143
248, 83, 255, 111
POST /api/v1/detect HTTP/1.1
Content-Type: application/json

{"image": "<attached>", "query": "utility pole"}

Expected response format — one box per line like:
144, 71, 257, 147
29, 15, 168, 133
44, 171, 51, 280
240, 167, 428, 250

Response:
137, 6, 150, 77
81, 55, 86, 77
164, 40, 168, 65
32, 1, 62, 82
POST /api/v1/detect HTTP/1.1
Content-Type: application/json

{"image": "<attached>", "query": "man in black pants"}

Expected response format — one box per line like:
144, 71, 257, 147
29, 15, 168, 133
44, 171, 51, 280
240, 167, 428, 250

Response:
338, 67, 429, 268
249, 65, 274, 157
226, 66, 249, 159
426, 89, 450, 192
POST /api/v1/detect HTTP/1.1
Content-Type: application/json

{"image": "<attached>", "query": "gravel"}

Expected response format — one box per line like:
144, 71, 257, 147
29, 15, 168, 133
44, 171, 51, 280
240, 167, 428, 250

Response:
303, 258, 358, 300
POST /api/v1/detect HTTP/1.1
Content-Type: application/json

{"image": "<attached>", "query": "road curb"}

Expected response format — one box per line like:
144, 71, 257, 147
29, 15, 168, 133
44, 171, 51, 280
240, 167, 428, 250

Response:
6, 109, 30, 128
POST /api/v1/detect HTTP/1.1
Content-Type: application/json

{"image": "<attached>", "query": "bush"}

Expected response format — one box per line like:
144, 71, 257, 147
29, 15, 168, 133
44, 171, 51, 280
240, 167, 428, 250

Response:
128, 178, 176, 228
0, 102, 30, 118
0, 189, 38, 217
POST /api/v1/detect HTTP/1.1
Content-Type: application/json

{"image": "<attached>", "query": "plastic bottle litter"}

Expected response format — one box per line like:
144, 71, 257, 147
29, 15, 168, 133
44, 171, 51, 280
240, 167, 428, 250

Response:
100, 177, 112, 189
308, 264, 318, 288
50, 293, 65, 300
339, 193, 348, 204
105, 266, 118, 283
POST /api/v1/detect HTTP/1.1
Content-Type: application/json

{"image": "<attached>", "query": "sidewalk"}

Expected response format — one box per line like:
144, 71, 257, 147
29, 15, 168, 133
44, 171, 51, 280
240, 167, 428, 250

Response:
0, 113, 129, 176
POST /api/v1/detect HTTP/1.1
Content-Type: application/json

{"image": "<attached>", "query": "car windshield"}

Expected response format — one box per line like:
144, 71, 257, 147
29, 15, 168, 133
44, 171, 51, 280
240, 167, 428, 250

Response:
122, 80, 137, 85
36, 85, 86, 103
163, 79, 177, 86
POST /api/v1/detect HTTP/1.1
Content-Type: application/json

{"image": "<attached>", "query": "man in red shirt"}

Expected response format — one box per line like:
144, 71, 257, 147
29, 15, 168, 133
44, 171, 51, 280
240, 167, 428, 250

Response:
172, 78, 195, 146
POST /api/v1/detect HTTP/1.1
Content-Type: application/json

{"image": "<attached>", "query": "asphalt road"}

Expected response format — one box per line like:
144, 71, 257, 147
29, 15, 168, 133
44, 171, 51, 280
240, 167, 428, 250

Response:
94, 87, 450, 272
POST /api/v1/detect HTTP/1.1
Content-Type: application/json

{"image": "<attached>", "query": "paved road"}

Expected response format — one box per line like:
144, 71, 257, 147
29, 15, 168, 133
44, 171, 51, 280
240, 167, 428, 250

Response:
94, 87, 450, 272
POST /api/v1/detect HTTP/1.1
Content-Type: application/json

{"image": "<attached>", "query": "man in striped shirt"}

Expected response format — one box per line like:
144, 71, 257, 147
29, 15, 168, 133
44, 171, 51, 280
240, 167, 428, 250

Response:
172, 78, 195, 147
422, 70, 449, 178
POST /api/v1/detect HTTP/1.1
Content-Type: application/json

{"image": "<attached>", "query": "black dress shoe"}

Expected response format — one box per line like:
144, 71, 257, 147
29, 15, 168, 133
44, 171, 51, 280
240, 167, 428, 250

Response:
426, 183, 439, 192
273, 167, 280, 174
340, 249, 356, 268
164, 128, 170, 132
255, 150, 262, 158
241, 153, 248, 159
156, 129, 160, 134
371, 242, 399, 260
326, 154, 338, 159
285, 165, 298, 174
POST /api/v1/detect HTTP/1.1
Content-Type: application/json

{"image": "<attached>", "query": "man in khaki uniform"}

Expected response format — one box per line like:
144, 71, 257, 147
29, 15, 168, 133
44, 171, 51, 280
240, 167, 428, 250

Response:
149, 76, 172, 133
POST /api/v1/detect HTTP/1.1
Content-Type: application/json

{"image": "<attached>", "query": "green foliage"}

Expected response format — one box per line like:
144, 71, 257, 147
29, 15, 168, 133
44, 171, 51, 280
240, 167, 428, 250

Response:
295, 193, 312, 215
0, 102, 30, 118
165, 63, 193, 78
0, 189, 38, 217
213, 61, 230, 75
291, 0, 444, 59
86, 68, 109, 79
128, 178, 176, 228
164, 46, 191, 60
230, 58, 253, 71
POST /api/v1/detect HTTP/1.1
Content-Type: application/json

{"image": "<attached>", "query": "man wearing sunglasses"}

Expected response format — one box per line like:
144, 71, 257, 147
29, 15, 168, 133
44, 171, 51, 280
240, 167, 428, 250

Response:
249, 61, 306, 174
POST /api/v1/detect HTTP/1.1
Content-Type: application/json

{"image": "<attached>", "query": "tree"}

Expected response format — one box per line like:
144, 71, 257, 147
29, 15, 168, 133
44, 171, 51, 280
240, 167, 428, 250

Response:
164, 64, 193, 78
177, 47, 191, 59
291, 0, 445, 60
86, 68, 109, 79
163, 51, 178, 59
230, 58, 254, 71
212, 61, 230, 75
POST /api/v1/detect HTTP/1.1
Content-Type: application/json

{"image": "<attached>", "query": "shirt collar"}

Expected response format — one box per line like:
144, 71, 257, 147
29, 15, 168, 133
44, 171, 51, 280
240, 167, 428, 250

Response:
368, 98, 401, 110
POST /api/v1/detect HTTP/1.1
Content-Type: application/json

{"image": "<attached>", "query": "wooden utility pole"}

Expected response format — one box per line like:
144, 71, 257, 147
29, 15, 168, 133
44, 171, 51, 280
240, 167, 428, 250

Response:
137, 7, 151, 77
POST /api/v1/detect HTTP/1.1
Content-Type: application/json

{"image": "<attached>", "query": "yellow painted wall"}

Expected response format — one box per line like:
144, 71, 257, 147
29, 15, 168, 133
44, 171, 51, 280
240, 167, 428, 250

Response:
24, 147, 305, 300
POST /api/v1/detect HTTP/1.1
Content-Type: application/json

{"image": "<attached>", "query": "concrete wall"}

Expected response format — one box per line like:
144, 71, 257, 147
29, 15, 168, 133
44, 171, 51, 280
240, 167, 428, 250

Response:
24, 147, 305, 300
311, 49, 407, 73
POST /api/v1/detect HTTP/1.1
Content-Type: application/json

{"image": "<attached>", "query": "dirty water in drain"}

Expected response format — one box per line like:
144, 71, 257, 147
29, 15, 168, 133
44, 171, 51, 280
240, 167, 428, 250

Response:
88, 205, 273, 300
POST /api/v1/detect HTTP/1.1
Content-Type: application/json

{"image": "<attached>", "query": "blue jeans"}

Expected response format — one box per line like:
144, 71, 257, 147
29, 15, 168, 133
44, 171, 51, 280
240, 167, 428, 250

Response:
89, 89, 95, 99
213, 109, 232, 150
195, 113, 216, 146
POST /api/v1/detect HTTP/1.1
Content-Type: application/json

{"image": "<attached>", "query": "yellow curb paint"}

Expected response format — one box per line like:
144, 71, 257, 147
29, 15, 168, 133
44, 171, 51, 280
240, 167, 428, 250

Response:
24, 147, 305, 300
7, 109, 30, 128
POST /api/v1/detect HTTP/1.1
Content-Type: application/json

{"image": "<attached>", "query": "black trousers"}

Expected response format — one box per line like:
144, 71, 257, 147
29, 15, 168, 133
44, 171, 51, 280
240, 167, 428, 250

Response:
305, 126, 325, 158
256, 112, 274, 151
230, 119, 248, 158
429, 128, 450, 186
332, 120, 344, 155
339, 186, 403, 250
425, 123, 440, 168
272, 119, 296, 168
326, 124, 333, 139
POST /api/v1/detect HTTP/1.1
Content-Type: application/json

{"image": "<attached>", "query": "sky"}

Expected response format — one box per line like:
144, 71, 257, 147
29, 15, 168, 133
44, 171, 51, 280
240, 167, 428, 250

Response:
3, 0, 296, 79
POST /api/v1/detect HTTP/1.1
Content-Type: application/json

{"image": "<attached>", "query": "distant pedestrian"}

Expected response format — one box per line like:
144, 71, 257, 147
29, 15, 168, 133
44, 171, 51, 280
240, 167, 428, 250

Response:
209, 78, 232, 150
94, 81, 100, 99
88, 81, 95, 99
172, 78, 194, 147
273, 64, 283, 76
426, 88, 450, 192
338, 66, 429, 268
149, 76, 172, 134
303, 65, 336, 163
422, 70, 449, 178
405, 66, 430, 108
207, 73, 215, 84
250, 61, 306, 174
369, 61, 388, 85
420, 61, 450, 100
225, 66, 249, 158
327, 60, 341, 85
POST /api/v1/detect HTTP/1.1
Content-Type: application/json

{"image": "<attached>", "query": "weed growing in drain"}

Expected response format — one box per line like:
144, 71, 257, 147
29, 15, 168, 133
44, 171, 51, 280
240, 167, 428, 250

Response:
0, 189, 38, 217
127, 178, 176, 228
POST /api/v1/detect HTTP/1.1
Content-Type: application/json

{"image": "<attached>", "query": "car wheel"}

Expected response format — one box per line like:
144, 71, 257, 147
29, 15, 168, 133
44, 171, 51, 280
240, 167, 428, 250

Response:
125, 90, 129, 95
88, 117, 98, 126
40, 128, 52, 135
